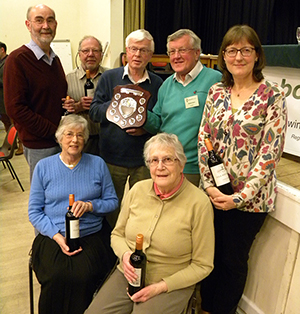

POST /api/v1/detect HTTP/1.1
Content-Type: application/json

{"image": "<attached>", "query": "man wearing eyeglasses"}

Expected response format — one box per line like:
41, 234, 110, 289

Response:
90, 29, 163, 228
63, 36, 108, 155
143, 29, 222, 187
4, 4, 67, 181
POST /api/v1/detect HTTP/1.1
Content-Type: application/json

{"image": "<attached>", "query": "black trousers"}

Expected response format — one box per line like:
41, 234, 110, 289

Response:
32, 220, 117, 314
200, 208, 267, 314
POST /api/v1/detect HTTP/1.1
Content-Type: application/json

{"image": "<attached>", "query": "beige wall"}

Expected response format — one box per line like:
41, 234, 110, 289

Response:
0, 0, 123, 70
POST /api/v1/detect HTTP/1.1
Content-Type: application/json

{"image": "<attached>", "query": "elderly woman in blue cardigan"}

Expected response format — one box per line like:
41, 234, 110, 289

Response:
28, 114, 118, 314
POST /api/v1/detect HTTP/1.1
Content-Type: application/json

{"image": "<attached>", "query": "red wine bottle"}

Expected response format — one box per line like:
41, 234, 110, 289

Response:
65, 194, 80, 252
204, 138, 234, 195
128, 234, 147, 296
84, 70, 94, 97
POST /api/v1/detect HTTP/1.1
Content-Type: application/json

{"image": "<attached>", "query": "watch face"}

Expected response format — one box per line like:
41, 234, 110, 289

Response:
106, 84, 151, 129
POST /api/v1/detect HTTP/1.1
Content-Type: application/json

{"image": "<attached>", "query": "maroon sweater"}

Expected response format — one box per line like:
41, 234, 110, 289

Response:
4, 45, 67, 149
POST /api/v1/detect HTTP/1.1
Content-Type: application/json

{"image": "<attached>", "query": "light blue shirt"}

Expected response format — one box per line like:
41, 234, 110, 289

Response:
26, 39, 56, 65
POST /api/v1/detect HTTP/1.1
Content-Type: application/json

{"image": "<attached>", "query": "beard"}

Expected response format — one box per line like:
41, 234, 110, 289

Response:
32, 29, 55, 45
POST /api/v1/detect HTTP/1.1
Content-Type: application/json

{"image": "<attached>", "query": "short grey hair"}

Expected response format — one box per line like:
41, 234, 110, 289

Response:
78, 36, 103, 52
144, 133, 187, 168
55, 114, 89, 144
167, 29, 201, 53
125, 29, 155, 52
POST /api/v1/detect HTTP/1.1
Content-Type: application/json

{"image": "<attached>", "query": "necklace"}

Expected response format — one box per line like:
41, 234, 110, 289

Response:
59, 154, 81, 168
233, 82, 257, 98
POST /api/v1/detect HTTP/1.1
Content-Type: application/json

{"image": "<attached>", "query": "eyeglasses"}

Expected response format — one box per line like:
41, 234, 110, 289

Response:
127, 46, 151, 56
79, 49, 102, 55
167, 48, 195, 56
29, 17, 56, 26
64, 132, 85, 140
224, 47, 256, 58
147, 156, 178, 167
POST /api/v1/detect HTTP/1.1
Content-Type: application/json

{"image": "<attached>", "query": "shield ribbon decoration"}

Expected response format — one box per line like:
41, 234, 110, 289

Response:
106, 84, 151, 129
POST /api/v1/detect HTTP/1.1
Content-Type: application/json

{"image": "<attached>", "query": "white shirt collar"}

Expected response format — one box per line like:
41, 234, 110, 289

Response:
173, 61, 203, 86
122, 64, 151, 84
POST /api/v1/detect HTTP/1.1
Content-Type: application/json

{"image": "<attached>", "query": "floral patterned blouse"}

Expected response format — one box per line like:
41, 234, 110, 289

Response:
198, 80, 287, 213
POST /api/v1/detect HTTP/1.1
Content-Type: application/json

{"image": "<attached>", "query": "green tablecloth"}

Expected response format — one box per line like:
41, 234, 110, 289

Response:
262, 45, 300, 68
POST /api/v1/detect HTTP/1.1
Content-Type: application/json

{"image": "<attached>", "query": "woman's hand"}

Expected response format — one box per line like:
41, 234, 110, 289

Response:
129, 281, 168, 303
70, 201, 93, 217
206, 187, 236, 211
205, 186, 223, 199
53, 233, 82, 256
122, 251, 137, 284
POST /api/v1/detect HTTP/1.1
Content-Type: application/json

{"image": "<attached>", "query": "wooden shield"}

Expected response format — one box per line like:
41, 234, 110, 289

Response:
106, 84, 151, 129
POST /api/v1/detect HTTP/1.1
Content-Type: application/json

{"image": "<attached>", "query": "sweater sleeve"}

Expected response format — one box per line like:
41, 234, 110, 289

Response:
28, 161, 61, 239
231, 84, 287, 208
143, 84, 164, 134
198, 85, 216, 190
89, 70, 117, 124
4, 50, 59, 138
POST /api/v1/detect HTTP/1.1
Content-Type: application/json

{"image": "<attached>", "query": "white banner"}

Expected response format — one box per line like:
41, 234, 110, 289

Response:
263, 66, 300, 157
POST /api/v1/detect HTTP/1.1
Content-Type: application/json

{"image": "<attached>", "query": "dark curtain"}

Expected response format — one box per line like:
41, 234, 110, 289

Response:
145, 0, 300, 55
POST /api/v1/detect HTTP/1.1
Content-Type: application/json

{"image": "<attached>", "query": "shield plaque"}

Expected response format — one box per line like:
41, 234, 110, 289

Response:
106, 84, 151, 129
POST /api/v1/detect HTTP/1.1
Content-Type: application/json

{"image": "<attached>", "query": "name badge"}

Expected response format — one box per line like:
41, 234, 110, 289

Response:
184, 95, 199, 109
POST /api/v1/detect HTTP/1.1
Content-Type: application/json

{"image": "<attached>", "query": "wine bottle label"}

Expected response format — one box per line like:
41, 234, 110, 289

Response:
130, 268, 142, 287
210, 164, 230, 186
69, 220, 80, 238
86, 88, 94, 97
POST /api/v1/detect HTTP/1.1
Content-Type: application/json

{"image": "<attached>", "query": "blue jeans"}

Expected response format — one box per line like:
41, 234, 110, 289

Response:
24, 145, 61, 182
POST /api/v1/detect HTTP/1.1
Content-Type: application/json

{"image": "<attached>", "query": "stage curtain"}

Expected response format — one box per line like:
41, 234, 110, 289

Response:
145, 0, 299, 55
124, 0, 146, 48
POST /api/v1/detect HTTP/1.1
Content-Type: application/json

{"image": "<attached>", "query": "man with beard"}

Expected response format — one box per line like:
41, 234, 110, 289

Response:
4, 4, 67, 181
63, 36, 108, 155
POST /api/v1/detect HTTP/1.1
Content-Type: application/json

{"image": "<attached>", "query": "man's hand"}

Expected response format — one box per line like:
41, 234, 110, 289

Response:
79, 96, 93, 111
62, 96, 93, 113
62, 97, 76, 113
126, 128, 147, 136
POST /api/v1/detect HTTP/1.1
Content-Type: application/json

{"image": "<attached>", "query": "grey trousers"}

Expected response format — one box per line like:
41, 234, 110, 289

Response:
85, 268, 194, 314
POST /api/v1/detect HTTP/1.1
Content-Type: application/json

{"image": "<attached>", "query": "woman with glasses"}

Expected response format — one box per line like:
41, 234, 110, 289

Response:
85, 133, 214, 314
28, 114, 118, 314
198, 25, 287, 314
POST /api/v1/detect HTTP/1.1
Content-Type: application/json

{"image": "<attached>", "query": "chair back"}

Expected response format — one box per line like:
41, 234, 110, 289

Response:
0, 125, 18, 160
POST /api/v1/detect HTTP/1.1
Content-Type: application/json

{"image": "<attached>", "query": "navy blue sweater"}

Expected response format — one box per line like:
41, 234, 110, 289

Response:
90, 67, 163, 167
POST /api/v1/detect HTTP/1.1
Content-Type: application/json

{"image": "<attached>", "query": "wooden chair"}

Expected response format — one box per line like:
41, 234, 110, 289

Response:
200, 54, 211, 68
0, 125, 24, 191
210, 55, 218, 69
